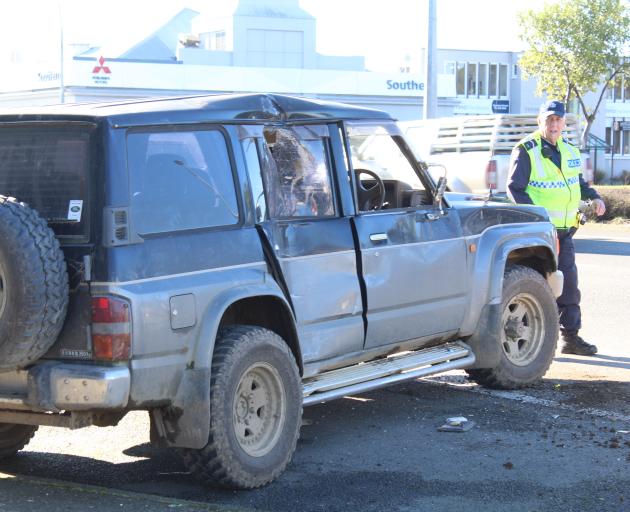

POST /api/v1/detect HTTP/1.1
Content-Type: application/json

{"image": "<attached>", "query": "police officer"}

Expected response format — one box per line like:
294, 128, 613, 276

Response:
507, 100, 606, 356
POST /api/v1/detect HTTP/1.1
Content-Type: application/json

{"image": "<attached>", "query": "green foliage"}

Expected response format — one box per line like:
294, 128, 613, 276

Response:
518, 0, 630, 144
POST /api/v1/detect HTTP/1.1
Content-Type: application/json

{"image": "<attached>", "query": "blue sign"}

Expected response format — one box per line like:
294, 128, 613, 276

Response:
492, 100, 510, 114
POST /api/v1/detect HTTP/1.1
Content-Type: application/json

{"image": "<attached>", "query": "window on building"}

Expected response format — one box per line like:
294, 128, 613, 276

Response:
467, 63, 477, 96
213, 31, 226, 51
624, 76, 630, 102
478, 63, 487, 96
451, 60, 508, 98
613, 76, 623, 101
489, 64, 497, 96
613, 127, 621, 154
456, 62, 466, 95
499, 64, 508, 97
606, 122, 630, 155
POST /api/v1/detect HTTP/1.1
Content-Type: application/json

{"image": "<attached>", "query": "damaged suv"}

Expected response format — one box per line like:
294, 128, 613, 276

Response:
0, 93, 562, 488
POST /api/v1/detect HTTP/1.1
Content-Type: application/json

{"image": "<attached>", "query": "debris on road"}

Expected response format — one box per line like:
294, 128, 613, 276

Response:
438, 416, 475, 432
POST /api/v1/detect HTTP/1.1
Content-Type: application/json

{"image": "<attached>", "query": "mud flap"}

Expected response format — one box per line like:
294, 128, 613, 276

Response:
154, 367, 211, 449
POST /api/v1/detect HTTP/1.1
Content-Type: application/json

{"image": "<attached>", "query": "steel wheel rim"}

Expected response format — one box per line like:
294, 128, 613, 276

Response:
501, 292, 545, 366
233, 362, 286, 458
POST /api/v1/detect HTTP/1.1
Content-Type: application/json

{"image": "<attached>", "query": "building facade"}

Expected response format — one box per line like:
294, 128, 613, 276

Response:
1, 0, 628, 178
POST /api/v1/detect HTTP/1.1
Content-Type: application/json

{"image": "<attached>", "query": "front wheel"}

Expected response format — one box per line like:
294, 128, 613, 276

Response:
467, 265, 558, 389
180, 325, 302, 489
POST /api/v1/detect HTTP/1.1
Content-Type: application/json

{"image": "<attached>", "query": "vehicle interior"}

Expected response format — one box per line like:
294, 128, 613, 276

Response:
347, 123, 431, 212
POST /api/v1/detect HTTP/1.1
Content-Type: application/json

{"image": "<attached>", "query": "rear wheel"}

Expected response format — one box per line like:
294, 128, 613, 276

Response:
467, 265, 558, 389
180, 325, 302, 489
0, 424, 38, 459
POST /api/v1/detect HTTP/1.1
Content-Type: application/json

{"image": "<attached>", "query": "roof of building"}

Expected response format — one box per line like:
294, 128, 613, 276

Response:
0, 93, 392, 126
234, 0, 314, 19
78, 8, 199, 62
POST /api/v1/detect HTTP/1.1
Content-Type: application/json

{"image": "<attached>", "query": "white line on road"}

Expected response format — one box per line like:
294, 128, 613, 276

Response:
422, 375, 630, 423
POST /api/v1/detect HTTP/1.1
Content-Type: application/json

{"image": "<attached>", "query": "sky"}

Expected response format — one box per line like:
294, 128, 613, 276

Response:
0, 0, 546, 73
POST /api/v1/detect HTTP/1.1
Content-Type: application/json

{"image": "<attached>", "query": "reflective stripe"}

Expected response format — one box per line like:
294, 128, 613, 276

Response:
529, 180, 570, 189
529, 176, 579, 189
565, 143, 580, 159
547, 209, 577, 218
530, 140, 546, 178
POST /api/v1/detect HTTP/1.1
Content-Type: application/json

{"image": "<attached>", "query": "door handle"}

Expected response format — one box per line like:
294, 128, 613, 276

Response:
416, 212, 440, 221
369, 233, 388, 242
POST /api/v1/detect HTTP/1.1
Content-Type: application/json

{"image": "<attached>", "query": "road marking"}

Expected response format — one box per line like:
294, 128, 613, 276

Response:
422, 374, 630, 422
0, 472, 255, 512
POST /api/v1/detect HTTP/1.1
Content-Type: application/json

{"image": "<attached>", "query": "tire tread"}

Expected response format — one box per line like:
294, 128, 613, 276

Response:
0, 196, 69, 370
466, 264, 558, 389
180, 325, 301, 489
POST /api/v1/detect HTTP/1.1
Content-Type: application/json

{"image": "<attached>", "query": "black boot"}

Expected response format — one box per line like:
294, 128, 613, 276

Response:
561, 334, 597, 356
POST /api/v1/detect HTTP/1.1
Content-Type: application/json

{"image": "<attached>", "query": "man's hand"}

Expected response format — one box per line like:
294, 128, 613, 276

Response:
592, 198, 606, 217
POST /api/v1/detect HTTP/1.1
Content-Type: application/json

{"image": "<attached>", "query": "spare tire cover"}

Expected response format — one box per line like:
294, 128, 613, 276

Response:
0, 196, 69, 370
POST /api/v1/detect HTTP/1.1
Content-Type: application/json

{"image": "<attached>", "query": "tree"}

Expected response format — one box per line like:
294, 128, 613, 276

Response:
518, 0, 630, 146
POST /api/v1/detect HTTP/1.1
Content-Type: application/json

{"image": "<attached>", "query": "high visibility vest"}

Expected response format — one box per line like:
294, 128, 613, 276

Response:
519, 132, 582, 229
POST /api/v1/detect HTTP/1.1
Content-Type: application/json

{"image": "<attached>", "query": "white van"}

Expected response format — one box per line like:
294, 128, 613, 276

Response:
400, 114, 584, 196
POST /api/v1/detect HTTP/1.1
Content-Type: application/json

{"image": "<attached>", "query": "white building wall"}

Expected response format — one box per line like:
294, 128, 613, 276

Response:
1, 0, 628, 180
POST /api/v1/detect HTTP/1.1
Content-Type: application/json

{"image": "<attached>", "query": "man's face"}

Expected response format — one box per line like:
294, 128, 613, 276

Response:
538, 114, 565, 144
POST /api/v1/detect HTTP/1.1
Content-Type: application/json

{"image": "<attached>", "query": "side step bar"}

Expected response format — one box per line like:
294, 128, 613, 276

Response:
302, 341, 474, 406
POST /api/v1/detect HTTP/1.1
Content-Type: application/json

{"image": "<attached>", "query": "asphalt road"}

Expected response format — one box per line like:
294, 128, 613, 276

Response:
0, 222, 628, 512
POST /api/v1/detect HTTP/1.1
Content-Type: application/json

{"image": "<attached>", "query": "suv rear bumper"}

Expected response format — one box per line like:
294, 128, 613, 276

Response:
0, 363, 130, 412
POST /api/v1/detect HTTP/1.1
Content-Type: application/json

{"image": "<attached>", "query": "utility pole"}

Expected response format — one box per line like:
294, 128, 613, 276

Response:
423, 0, 437, 119
59, 3, 65, 104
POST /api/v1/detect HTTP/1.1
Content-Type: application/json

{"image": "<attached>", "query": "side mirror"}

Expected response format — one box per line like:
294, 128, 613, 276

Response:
434, 175, 447, 213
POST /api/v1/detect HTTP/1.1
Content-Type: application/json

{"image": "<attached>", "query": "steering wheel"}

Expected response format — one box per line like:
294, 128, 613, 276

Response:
354, 169, 386, 211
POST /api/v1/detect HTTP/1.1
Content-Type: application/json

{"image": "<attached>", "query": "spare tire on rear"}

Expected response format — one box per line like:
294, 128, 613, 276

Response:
0, 196, 69, 371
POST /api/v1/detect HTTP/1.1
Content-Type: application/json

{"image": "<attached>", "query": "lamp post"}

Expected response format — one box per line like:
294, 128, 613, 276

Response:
59, 2, 65, 104
422, 0, 437, 119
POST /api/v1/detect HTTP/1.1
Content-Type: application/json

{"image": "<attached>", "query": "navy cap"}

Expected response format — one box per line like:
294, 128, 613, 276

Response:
539, 100, 565, 119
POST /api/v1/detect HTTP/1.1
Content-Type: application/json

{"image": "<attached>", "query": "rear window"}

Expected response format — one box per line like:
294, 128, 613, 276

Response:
0, 125, 92, 239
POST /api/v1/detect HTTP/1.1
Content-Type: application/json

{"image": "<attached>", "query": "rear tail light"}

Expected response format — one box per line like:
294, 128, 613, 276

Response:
485, 159, 497, 190
91, 296, 131, 361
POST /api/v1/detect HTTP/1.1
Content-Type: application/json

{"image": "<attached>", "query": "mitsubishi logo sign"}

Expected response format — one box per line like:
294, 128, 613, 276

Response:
92, 56, 112, 85
92, 56, 111, 74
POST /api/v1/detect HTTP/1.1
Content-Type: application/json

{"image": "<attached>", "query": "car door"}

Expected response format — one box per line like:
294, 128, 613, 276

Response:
345, 121, 469, 349
239, 123, 365, 365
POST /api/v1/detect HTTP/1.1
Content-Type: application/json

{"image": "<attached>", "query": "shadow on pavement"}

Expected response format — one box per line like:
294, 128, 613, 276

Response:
0, 449, 188, 487
573, 237, 630, 256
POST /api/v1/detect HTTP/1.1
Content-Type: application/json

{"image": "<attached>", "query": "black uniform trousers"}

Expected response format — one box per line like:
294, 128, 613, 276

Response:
557, 228, 581, 336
